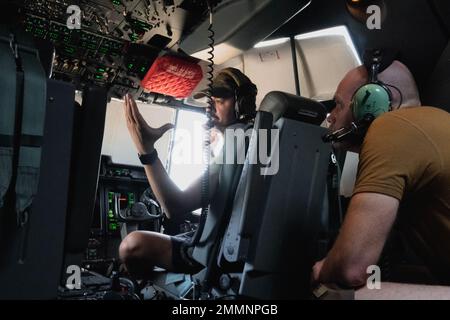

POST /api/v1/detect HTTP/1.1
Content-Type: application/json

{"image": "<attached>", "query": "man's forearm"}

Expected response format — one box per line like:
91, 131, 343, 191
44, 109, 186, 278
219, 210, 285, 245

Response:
317, 193, 400, 287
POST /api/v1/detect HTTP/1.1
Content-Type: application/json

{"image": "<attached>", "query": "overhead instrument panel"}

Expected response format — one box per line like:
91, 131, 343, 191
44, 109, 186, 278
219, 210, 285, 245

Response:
18, 0, 220, 100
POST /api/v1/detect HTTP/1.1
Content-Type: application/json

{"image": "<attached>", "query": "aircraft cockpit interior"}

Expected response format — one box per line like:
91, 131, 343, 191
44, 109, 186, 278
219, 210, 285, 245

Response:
1, 0, 450, 304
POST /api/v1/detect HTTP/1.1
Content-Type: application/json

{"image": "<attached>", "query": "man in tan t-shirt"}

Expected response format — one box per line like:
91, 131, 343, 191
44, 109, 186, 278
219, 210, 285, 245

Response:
311, 60, 450, 298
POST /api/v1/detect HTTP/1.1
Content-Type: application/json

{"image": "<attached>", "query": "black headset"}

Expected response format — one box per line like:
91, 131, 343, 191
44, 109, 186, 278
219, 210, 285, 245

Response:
220, 69, 258, 121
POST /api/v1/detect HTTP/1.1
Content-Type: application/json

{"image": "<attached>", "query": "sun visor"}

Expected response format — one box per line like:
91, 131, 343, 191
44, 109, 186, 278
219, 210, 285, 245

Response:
140, 55, 203, 99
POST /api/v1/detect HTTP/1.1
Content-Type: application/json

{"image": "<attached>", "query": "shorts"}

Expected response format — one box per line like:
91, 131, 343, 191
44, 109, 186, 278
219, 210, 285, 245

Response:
170, 236, 204, 274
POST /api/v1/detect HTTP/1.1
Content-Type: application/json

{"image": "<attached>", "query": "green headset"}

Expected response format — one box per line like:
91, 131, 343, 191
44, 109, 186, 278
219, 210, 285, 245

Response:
351, 50, 393, 122
323, 49, 402, 143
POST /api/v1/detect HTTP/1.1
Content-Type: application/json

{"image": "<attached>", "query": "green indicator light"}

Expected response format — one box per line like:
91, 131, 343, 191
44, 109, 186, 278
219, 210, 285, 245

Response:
97, 68, 105, 72
140, 66, 146, 72
127, 63, 133, 69
130, 33, 139, 41
108, 213, 114, 218
129, 193, 134, 206
112, 0, 122, 5
95, 75, 103, 79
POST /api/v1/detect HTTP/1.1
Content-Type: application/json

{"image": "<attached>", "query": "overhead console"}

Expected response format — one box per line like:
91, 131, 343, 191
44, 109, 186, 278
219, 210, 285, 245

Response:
9, 0, 314, 104
12, 0, 221, 101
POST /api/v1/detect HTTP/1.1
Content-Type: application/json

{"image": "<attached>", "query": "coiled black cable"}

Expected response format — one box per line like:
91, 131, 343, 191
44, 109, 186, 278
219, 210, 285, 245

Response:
385, 83, 403, 109
189, 1, 215, 247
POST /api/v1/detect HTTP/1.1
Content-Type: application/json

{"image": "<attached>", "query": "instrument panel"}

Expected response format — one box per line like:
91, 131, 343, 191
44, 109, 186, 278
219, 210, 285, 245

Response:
18, 0, 220, 100
87, 156, 152, 262
86, 156, 198, 267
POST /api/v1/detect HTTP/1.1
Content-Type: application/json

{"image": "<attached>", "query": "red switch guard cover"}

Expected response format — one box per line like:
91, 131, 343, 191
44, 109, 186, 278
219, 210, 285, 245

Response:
140, 55, 203, 98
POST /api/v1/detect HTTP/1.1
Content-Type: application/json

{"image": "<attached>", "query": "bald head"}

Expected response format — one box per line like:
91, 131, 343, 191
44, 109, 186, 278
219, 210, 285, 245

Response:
377, 60, 421, 108
335, 60, 421, 112
327, 60, 421, 151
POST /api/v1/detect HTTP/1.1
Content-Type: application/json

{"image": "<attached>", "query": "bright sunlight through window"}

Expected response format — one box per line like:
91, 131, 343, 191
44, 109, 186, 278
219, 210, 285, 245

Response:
169, 109, 207, 191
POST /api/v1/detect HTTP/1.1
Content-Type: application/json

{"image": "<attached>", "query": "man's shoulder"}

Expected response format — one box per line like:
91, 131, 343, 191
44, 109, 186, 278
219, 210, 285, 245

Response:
360, 106, 448, 174
375, 106, 449, 125
366, 106, 449, 139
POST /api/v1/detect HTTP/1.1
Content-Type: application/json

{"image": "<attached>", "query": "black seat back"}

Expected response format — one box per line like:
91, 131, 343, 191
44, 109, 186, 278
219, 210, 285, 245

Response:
221, 91, 331, 299
0, 79, 76, 299
62, 86, 107, 273
0, 24, 76, 298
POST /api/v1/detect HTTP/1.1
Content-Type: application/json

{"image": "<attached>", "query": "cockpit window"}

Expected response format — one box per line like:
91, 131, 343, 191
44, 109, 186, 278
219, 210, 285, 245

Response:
101, 99, 175, 166
294, 25, 362, 100
168, 109, 207, 190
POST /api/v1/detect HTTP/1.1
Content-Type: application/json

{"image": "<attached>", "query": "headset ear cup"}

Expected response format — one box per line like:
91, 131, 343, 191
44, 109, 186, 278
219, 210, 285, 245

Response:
220, 69, 257, 120
238, 83, 257, 120
351, 83, 392, 122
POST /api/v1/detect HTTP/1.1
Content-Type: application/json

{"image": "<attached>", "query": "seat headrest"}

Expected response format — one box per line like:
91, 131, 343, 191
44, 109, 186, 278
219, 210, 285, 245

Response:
259, 91, 327, 125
